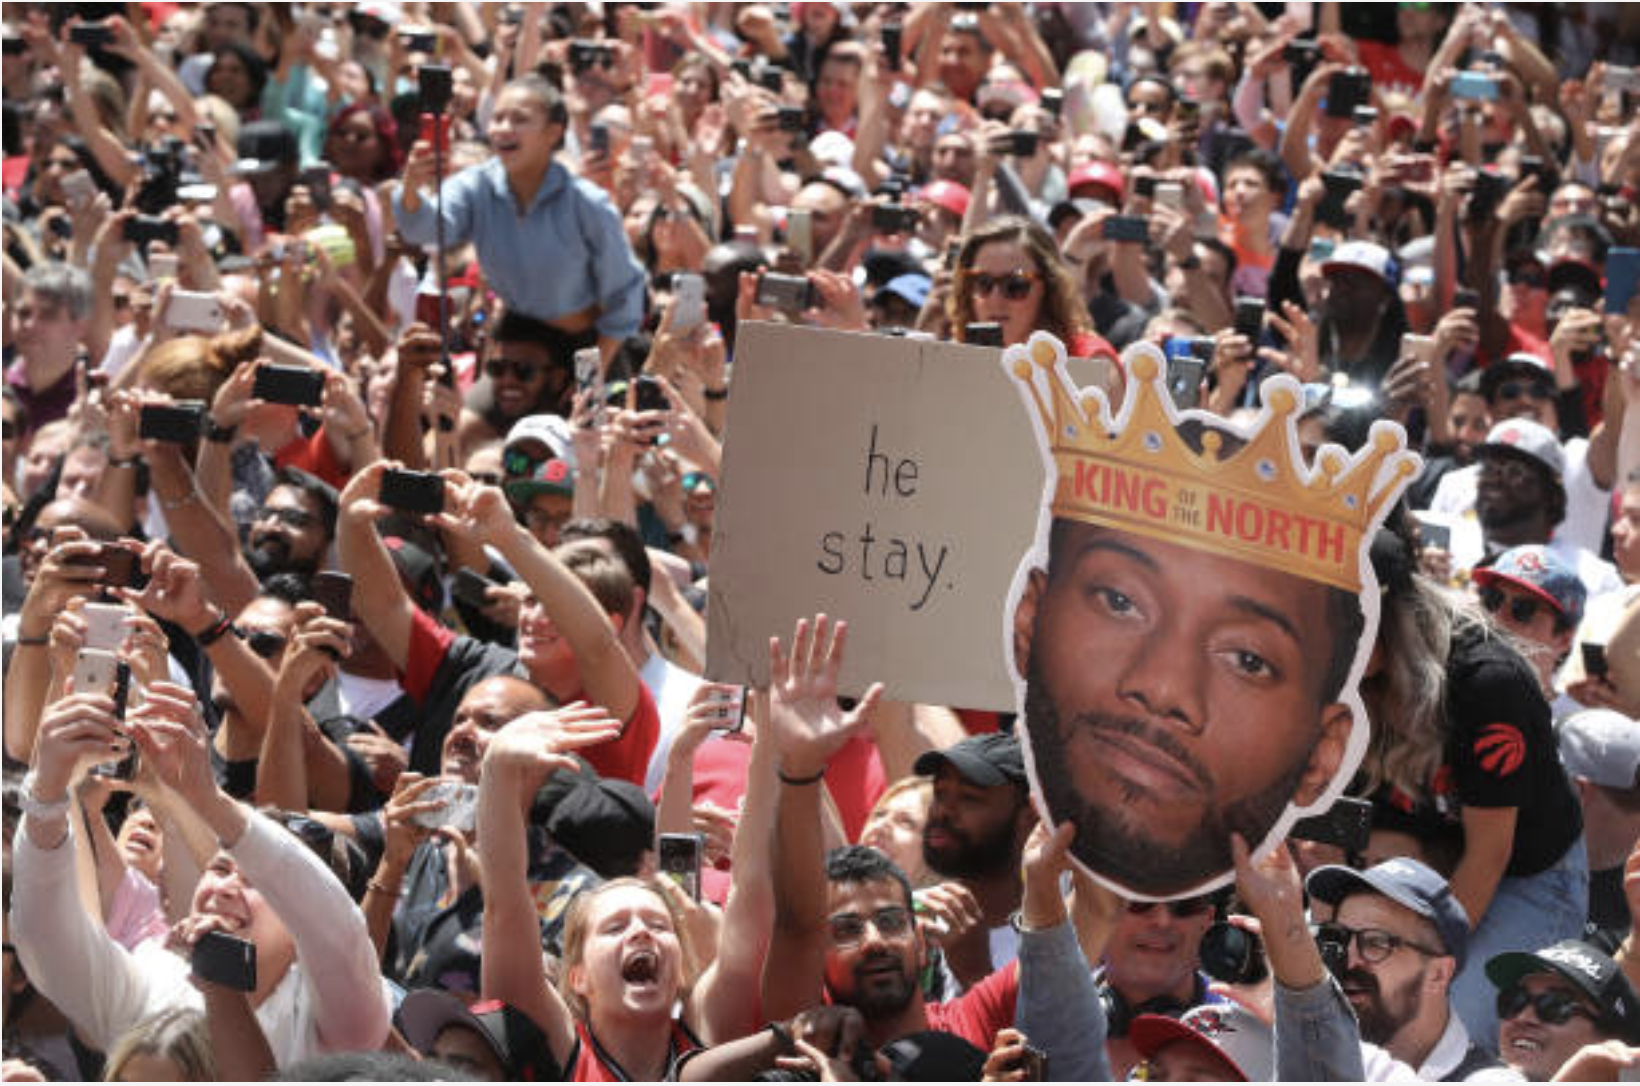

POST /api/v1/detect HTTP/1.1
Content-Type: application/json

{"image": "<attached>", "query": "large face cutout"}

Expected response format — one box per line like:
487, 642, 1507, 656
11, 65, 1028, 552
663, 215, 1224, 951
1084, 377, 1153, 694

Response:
1001, 334, 1415, 899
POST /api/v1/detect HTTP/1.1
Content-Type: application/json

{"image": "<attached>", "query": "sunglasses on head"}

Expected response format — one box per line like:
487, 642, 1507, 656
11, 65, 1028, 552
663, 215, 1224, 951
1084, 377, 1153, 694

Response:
1477, 583, 1555, 625
1496, 986, 1597, 1027
1126, 896, 1214, 919
244, 629, 289, 659
969, 270, 1039, 300
485, 358, 545, 382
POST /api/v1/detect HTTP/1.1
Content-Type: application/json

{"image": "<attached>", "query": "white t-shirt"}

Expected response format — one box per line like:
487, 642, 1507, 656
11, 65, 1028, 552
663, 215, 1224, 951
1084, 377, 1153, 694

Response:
1425, 436, 1611, 557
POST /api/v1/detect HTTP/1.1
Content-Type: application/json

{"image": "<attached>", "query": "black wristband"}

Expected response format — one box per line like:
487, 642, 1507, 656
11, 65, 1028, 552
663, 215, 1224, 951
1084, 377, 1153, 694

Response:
205, 419, 238, 444
777, 765, 826, 786
193, 612, 237, 647
767, 1021, 797, 1056
703, 385, 729, 402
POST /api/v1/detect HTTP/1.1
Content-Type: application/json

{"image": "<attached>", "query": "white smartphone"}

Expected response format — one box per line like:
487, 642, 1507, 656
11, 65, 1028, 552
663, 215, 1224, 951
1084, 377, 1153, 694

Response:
1155, 181, 1184, 210
61, 169, 95, 209
164, 289, 225, 333
672, 273, 705, 331
411, 781, 478, 833
788, 208, 814, 265
148, 251, 179, 281
71, 647, 121, 696
82, 602, 131, 652
704, 684, 746, 733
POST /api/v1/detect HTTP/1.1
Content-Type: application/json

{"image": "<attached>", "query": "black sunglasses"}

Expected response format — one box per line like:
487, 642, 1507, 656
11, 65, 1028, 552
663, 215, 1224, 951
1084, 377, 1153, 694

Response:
485, 358, 546, 382
1496, 986, 1597, 1027
1477, 583, 1547, 625
1126, 896, 1214, 919
968, 271, 1039, 300
244, 630, 289, 659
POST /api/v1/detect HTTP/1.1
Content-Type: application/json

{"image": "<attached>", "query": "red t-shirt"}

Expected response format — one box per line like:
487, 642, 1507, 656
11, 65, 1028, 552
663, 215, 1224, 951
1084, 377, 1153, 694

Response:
1356, 40, 1425, 99
923, 961, 1020, 1050
273, 425, 350, 490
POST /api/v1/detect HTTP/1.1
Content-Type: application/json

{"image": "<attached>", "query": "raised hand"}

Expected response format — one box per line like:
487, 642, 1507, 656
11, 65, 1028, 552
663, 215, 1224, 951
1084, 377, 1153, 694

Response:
765, 614, 884, 780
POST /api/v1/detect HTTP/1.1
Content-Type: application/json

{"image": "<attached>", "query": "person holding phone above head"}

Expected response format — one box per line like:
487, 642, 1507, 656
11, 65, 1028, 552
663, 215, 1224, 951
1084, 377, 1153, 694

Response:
394, 74, 646, 374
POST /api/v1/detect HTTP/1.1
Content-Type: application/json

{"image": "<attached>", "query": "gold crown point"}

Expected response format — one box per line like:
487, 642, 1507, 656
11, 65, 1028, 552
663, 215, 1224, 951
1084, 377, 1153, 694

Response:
1373, 428, 1403, 452
1012, 358, 1035, 380
1030, 338, 1058, 368
1267, 387, 1297, 414
1131, 354, 1161, 381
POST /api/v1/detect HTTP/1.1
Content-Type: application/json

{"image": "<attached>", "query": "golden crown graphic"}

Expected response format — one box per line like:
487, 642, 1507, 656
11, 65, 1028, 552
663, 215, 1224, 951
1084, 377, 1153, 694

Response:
1004, 332, 1420, 592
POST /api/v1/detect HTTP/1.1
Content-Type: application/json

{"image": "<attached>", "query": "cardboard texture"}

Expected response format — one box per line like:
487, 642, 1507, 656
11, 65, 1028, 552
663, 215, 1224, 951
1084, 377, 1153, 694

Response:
707, 322, 1114, 709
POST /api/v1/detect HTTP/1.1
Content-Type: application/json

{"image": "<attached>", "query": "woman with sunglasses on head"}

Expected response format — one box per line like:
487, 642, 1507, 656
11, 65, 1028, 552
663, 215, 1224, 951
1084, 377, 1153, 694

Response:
395, 73, 646, 384
1352, 523, 1588, 1052
947, 217, 1117, 363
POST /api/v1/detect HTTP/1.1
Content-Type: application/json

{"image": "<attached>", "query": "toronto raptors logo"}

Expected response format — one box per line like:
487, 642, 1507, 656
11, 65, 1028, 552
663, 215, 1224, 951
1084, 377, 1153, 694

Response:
1474, 723, 1527, 777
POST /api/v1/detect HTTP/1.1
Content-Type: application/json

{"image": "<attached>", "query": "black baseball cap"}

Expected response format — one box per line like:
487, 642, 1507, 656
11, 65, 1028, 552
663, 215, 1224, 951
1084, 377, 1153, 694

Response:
1486, 940, 1640, 1043
913, 732, 1026, 789
400, 991, 561, 1080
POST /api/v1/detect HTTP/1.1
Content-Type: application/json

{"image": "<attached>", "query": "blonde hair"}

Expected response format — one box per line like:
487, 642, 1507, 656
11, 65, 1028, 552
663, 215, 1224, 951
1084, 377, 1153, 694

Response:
864, 776, 932, 829
103, 1008, 216, 1081
557, 878, 692, 1022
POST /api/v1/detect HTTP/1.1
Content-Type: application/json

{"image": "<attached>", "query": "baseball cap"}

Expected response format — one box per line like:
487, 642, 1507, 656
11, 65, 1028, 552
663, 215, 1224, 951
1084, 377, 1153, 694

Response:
400, 992, 560, 1080
1486, 940, 1640, 1043
913, 732, 1026, 788
544, 775, 656, 879
1478, 417, 1565, 480
1473, 545, 1586, 627
504, 457, 575, 503
382, 534, 444, 615
1546, 257, 1603, 299
1067, 160, 1125, 203
918, 179, 971, 220
1558, 709, 1640, 789
503, 414, 575, 464
1307, 858, 1472, 969
874, 274, 932, 310
1129, 1004, 1274, 1082
1479, 352, 1555, 401
1321, 240, 1394, 284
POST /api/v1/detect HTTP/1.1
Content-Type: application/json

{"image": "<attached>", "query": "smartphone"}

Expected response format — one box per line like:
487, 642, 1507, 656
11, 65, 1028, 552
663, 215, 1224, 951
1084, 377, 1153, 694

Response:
1283, 38, 1321, 68
573, 346, 603, 395
1199, 922, 1269, 986
1040, 88, 1063, 119
881, 22, 902, 72
1400, 333, 1437, 364
451, 567, 499, 610
944, 239, 962, 272
658, 832, 705, 901
298, 163, 332, 210
60, 169, 95, 208
787, 208, 814, 265
417, 63, 453, 114
1154, 181, 1184, 211
871, 203, 920, 234
1352, 105, 1379, 127
311, 571, 353, 621
1605, 247, 1640, 315
1102, 215, 1150, 244
71, 647, 121, 696
253, 363, 325, 407
1451, 71, 1500, 101
379, 469, 446, 515
1233, 297, 1265, 340
68, 23, 113, 48
1289, 796, 1373, 852
82, 601, 131, 652
965, 322, 1004, 347
756, 272, 816, 313
1325, 68, 1372, 118
148, 251, 179, 281
138, 401, 206, 444
411, 780, 478, 832
163, 290, 226, 334
400, 28, 437, 53
587, 121, 611, 158
672, 272, 705, 330
1453, 287, 1481, 311
634, 374, 671, 413
705, 685, 747, 733
759, 67, 786, 94
1001, 130, 1040, 157
1020, 1046, 1048, 1082
1165, 354, 1206, 410
64, 542, 139, 589
123, 215, 180, 246
1582, 642, 1609, 678
1415, 517, 1452, 551
192, 930, 257, 992
776, 105, 807, 132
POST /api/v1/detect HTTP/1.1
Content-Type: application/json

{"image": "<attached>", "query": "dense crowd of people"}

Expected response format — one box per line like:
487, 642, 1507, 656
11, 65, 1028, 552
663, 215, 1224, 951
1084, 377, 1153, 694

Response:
3, 0, 1640, 1081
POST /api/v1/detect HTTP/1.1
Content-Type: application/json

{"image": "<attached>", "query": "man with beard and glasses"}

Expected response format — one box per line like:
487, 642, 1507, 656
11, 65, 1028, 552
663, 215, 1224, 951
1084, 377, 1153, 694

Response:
245, 469, 338, 581
1486, 940, 1640, 1081
910, 733, 1037, 986
1305, 859, 1517, 1081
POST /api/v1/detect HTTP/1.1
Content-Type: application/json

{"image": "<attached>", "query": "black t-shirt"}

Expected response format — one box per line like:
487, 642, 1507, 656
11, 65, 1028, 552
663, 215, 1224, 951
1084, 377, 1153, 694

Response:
1374, 627, 1582, 878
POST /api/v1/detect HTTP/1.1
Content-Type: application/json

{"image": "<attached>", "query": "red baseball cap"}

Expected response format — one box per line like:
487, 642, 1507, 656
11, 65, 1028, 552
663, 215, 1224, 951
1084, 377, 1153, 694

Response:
918, 179, 971, 220
1067, 161, 1125, 203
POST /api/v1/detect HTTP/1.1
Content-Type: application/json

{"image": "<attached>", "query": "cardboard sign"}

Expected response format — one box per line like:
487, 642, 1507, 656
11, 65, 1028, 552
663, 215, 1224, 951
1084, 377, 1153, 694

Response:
707, 323, 1115, 709
1001, 332, 1419, 900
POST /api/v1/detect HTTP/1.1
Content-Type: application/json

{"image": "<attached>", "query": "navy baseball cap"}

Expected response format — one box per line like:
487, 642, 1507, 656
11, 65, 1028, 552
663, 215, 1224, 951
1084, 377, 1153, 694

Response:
1486, 940, 1640, 1043
914, 732, 1026, 788
1307, 858, 1472, 969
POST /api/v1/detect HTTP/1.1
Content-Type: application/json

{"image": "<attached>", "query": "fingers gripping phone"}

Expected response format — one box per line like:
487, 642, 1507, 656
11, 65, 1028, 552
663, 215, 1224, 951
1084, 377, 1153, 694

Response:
192, 930, 257, 991
658, 832, 705, 901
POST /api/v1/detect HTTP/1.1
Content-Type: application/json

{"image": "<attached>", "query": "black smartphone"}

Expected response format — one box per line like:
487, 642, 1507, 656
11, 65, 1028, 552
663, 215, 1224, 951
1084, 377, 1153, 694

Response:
105, 661, 139, 779
881, 23, 902, 72
451, 567, 498, 610
1165, 355, 1207, 410
298, 163, 332, 210
2, 35, 26, 56
776, 105, 807, 132
1020, 1046, 1048, 1082
1199, 922, 1269, 986
1101, 215, 1150, 244
634, 375, 671, 413
658, 832, 704, 901
123, 215, 180, 246
756, 272, 817, 312
253, 364, 325, 407
1289, 796, 1373, 853
1000, 130, 1040, 157
1325, 68, 1372, 119
1283, 38, 1321, 68
378, 469, 446, 515
871, 203, 920, 234
1453, 287, 1481, 311
63, 543, 139, 589
1233, 297, 1265, 340
192, 930, 257, 991
1040, 88, 1063, 119
1582, 642, 1609, 678
138, 401, 206, 444
758, 66, 786, 94
965, 322, 1004, 347
417, 63, 453, 114
311, 571, 354, 621
68, 23, 113, 48
400, 29, 437, 53
1133, 174, 1158, 199
588, 121, 610, 156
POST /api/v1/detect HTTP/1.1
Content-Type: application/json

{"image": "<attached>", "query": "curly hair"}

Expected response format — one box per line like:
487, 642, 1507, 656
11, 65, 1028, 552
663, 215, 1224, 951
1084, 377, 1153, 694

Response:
135, 325, 262, 402
947, 216, 1091, 345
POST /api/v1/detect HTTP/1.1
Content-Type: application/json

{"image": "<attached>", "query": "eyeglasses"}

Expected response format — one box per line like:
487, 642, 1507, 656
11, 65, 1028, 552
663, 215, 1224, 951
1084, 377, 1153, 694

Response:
485, 358, 546, 382
1477, 583, 1552, 625
1314, 923, 1442, 964
968, 271, 1039, 300
256, 506, 319, 530
243, 629, 288, 658
1494, 380, 1553, 402
1126, 896, 1214, 919
681, 471, 715, 494
1496, 986, 1597, 1026
828, 906, 913, 946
